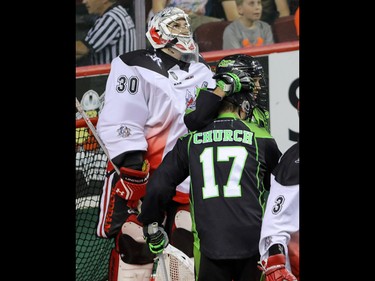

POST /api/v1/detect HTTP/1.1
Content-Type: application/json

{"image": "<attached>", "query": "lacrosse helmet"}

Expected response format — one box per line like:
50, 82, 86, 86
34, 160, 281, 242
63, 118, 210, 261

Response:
217, 54, 269, 112
146, 7, 198, 62
215, 54, 264, 78
215, 54, 266, 120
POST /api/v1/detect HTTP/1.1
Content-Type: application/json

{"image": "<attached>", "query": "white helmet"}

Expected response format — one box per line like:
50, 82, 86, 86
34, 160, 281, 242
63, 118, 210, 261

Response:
81, 90, 101, 111
146, 7, 198, 56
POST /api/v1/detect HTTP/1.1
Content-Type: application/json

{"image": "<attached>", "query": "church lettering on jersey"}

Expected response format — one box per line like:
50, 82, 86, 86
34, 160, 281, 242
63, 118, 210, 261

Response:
193, 130, 254, 145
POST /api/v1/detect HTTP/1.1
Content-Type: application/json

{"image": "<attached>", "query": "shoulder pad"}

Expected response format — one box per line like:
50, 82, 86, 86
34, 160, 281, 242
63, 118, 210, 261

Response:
119, 49, 169, 77
273, 142, 299, 186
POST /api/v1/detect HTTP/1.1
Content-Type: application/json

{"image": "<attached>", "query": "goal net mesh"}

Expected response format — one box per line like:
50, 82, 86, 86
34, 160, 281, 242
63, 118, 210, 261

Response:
76, 117, 113, 281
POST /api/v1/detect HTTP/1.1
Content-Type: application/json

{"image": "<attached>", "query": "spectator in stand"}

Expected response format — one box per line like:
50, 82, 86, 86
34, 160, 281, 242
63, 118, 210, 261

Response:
206, 0, 291, 23
76, 0, 137, 66
222, 0, 274, 50
261, 0, 290, 25
147, 0, 222, 32
205, 0, 240, 21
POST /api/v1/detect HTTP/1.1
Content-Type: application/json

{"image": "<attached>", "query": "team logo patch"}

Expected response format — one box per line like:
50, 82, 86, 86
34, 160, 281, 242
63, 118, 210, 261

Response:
185, 89, 196, 110
146, 53, 162, 68
264, 236, 272, 250
117, 124, 131, 138
169, 71, 178, 80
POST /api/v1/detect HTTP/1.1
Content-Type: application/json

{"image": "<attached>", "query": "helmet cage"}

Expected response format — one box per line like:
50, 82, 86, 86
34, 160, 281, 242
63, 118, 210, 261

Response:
146, 7, 197, 54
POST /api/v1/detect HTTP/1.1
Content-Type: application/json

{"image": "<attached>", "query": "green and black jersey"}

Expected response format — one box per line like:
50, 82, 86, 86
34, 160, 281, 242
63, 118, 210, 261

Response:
138, 112, 281, 259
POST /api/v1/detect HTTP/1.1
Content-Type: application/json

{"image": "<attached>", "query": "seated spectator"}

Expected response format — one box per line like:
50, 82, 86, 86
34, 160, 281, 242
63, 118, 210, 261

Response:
76, 0, 137, 66
147, 0, 222, 32
261, 0, 290, 25
222, 0, 274, 50
205, 0, 240, 21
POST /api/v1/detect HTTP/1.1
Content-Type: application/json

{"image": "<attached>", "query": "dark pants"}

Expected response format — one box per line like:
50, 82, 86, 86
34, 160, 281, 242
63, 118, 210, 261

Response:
197, 252, 261, 281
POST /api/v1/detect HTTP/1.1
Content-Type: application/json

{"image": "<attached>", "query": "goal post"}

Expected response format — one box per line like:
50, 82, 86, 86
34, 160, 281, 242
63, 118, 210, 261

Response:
76, 116, 113, 281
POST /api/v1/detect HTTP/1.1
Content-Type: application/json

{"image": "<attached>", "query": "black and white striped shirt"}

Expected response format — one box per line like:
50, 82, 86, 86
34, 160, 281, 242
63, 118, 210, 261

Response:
84, 4, 136, 65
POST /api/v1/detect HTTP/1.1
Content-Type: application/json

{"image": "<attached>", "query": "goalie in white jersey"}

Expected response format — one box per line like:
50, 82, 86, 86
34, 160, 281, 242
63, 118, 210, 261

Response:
94, 6, 232, 281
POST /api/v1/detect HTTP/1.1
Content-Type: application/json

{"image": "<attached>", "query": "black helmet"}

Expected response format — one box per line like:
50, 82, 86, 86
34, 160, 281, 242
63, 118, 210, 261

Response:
216, 54, 268, 114
215, 54, 264, 78
215, 54, 262, 120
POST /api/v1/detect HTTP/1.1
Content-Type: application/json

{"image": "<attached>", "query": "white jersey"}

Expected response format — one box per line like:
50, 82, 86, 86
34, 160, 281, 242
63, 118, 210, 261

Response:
259, 142, 299, 271
97, 49, 216, 202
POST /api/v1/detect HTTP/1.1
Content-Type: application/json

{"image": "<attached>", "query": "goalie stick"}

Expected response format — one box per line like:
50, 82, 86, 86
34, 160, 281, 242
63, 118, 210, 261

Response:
150, 223, 195, 281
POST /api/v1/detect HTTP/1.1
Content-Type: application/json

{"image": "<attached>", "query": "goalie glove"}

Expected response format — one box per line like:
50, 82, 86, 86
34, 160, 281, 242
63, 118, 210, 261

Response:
213, 69, 255, 96
258, 254, 297, 281
114, 160, 150, 201
143, 223, 169, 254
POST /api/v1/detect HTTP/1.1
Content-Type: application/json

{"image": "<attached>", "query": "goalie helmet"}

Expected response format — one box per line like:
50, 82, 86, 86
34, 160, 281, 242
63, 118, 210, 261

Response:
146, 7, 197, 56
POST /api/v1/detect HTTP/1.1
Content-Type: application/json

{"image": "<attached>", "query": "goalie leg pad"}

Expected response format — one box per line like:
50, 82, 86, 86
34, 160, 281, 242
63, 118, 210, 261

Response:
117, 214, 155, 264
108, 248, 153, 281
171, 204, 194, 258
171, 228, 194, 258
174, 206, 192, 231
117, 260, 153, 281
108, 248, 120, 281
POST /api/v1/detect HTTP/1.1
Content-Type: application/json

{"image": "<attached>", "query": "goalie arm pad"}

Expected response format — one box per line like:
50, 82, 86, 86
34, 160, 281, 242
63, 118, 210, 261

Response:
114, 160, 150, 201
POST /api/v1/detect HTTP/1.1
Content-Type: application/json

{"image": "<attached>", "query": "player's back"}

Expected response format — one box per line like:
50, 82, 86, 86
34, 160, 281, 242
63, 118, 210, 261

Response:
187, 112, 280, 259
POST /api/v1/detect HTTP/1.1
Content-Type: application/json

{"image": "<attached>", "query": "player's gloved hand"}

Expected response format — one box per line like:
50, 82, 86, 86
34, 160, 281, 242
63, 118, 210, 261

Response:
213, 69, 254, 96
258, 254, 297, 281
143, 223, 169, 254
114, 160, 150, 201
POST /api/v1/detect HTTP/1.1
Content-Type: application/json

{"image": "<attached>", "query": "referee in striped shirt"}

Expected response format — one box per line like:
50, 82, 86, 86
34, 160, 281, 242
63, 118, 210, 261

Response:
76, 0, 137, 65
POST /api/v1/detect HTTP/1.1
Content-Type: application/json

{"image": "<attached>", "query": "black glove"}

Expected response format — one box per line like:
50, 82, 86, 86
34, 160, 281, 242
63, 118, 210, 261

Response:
213, 69, 255, 96
143, 223, 169, 254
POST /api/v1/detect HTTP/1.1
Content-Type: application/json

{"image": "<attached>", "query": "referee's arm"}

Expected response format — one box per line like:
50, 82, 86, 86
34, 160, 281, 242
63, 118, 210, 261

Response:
76, 40, 90, 60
